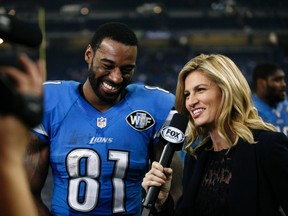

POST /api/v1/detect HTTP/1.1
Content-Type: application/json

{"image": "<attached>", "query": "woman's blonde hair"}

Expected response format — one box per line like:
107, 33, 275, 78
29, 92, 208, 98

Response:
175, 54, 276, 156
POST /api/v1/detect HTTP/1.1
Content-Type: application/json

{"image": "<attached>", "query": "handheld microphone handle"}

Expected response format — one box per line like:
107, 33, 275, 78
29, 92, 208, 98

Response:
142, 185, 161, 209
141, 113, 188, 216
142, 143, 174, 208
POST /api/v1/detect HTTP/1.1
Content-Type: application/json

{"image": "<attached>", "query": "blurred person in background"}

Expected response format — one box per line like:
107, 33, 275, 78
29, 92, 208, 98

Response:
252, 63, 288, 136
0, 54, 43, 216
26, 22, 183, 215
142, 54, 288, 216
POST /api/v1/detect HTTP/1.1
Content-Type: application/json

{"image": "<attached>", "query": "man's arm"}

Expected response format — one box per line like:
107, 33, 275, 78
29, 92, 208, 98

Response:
25, 133, 51, 216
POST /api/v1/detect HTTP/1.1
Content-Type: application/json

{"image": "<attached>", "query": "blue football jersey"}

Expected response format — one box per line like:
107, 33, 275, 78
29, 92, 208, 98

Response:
33, 81, 175, 215
253, 95, 288, 136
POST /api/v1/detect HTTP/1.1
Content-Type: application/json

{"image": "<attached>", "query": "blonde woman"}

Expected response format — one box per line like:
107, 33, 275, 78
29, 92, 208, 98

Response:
142, 54, 288, 216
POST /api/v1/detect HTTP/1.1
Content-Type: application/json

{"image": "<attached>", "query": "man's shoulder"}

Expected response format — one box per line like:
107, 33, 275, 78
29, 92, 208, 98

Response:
252, 95, 273, 115
42, 80, 81, 108
125, 83, 175, 114
252, 95, 265, 107
126, 83, 174, 99
43, 80, 80, 97
43, 80, 80, 90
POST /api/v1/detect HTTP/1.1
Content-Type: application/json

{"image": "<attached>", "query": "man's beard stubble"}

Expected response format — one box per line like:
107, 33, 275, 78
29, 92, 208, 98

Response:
88, 68, 129, 104
267, 85, 286, 104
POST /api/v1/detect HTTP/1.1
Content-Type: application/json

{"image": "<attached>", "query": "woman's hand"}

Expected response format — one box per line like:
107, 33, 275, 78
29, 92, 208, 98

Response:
142, 161, 173, 210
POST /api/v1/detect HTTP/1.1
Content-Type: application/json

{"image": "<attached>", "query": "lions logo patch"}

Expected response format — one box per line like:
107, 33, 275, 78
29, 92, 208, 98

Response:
126, 110, 155, 131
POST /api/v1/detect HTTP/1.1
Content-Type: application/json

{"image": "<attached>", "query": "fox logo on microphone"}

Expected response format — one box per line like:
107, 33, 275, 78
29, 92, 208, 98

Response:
160, 126, 185, 144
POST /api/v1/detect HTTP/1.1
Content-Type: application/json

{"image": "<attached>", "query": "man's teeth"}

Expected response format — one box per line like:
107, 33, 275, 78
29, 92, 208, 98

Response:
103, 82, 115, 90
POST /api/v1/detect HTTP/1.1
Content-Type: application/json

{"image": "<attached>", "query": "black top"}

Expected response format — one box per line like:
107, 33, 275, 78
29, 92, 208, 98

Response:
194, 149, 234, 216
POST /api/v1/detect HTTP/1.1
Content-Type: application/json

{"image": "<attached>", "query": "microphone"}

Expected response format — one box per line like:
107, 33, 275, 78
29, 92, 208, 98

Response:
142, 113, 188, 214
0, 15, 42, 47
153, 108, 177, 141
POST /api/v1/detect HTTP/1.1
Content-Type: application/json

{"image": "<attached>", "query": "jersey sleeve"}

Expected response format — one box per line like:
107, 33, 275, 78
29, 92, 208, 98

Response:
32, 81, 80, 143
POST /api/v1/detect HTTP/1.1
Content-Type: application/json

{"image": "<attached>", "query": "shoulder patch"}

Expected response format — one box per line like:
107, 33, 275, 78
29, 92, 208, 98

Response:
126, 110, 155, 131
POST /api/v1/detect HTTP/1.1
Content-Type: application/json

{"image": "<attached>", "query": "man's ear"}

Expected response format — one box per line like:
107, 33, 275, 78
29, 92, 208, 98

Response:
257, 78, 267, 91
85, 45, 93, 64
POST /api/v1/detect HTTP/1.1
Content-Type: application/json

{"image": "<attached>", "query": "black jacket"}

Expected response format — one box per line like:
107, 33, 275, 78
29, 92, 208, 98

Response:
151, 130, 288, 216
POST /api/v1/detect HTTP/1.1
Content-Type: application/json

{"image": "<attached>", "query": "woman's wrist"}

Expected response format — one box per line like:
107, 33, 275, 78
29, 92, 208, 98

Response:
154, 194, 170, 212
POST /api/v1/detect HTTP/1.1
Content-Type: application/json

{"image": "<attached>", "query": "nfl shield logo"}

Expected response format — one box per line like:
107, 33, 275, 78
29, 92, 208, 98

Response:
97, 117, 107, 128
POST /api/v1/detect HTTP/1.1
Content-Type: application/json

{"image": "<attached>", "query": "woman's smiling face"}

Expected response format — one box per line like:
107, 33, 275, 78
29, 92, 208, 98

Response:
184, 71, 222, 129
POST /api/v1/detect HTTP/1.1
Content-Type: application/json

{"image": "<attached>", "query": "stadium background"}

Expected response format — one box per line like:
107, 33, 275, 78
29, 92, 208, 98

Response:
1, 0, 288, 209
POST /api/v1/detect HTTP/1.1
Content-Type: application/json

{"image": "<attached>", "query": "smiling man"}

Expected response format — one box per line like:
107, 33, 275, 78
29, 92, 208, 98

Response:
252, 63, 288, 136
25, 22, 183, 216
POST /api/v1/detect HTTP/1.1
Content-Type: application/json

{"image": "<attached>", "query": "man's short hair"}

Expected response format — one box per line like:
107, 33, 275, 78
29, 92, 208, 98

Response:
252, 63, 281, 91
90, 22, 138, 48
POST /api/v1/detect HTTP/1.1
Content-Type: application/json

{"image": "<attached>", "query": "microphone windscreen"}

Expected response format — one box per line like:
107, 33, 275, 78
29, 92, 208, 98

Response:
169, 113, 188, 134
160, 113, 188, 148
